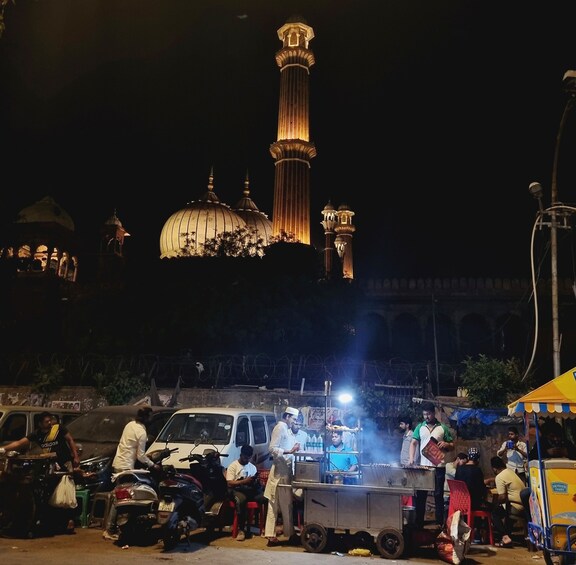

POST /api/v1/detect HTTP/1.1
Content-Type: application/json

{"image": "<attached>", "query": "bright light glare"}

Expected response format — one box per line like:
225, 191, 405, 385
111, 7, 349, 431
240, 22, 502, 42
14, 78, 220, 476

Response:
338, 393, 353, 404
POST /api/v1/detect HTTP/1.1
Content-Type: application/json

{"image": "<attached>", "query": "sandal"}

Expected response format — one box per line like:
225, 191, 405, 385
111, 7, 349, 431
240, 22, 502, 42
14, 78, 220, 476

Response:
494, 541, 513, 548
266, 537, 280, 547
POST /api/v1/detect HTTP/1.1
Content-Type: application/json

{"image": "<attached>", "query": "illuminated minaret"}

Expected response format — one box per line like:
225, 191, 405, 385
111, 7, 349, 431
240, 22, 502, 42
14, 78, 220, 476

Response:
270, 16, 317, 245
321, 201, 337, 280
334, 204, 355, 280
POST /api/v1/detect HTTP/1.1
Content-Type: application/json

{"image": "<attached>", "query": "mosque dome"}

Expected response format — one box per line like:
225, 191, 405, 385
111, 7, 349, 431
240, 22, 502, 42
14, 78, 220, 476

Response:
15, 196, 75, 231
233, 175, 273, 246
159, 171, 246, 259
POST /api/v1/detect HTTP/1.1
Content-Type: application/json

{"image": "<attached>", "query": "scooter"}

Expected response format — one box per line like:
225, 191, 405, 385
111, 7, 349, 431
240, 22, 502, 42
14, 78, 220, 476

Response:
156, 443, 233, 549
112, 446, 176, 546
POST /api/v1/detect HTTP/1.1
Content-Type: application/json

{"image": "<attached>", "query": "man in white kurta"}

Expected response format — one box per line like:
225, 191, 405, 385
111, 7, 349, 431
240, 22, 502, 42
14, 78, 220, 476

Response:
264, 407, 300, 544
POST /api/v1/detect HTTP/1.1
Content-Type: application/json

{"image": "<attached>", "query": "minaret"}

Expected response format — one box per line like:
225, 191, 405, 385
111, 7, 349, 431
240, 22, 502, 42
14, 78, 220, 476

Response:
334, 204, 355, 280
270, 16, 317, 245
98, 209, 130, 285
321, 201, 337, 279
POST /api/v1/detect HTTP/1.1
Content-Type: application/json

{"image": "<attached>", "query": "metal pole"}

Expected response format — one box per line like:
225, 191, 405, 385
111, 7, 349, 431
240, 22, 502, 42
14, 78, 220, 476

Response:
432, 294, 440, 395
550, 97, 574, 378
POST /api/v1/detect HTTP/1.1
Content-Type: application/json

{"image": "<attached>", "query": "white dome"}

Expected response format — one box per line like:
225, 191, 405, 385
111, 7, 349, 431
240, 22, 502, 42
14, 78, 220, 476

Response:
16, 196, 75, 231
233, 178, 273, 246
159, 173, 246, 258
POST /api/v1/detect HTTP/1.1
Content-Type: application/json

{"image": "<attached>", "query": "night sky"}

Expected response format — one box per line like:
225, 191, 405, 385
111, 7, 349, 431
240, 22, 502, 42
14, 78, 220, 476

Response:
2, 1, 576, 279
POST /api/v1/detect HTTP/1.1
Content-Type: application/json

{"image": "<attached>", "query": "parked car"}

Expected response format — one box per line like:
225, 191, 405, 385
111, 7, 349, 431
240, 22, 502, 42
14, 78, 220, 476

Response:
0, 405, 85, 446
146, 407, 277, 472
68, 405, 176, 496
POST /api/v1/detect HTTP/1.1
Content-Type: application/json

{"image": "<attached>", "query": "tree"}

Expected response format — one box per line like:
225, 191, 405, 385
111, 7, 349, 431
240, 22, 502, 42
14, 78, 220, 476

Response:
460, 355, 533, 408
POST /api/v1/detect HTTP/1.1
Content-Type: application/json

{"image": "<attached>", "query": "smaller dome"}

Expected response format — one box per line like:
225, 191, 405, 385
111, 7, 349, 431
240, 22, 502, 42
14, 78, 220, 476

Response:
15, 196, 75, 231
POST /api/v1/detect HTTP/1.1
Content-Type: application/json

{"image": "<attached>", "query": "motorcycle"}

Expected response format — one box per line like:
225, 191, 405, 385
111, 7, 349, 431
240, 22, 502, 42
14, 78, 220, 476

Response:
0, 450, 69, 538
156, 442, 233, 549
111, 446, 177, 546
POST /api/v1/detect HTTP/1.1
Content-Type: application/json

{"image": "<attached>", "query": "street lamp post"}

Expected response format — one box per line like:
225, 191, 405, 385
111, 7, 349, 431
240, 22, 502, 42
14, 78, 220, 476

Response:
528, 69, 576, 378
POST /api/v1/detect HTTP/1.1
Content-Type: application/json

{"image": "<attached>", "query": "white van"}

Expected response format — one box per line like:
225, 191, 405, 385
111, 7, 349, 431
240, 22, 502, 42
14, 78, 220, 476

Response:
146, 407, 277, 471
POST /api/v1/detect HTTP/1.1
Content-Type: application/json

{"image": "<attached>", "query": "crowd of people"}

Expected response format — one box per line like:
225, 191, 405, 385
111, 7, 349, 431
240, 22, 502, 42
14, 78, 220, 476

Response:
2, 402, 574, 552
400, 404, 576, 549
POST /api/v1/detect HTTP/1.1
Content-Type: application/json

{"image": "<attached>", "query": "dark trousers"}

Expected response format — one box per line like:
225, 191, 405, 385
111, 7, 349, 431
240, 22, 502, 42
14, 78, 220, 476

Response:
230, 489, 266, 531
415, 466, 446, 527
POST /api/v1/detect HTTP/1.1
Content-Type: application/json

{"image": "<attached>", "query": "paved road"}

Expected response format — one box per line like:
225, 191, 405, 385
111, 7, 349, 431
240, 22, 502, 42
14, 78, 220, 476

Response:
0, 526, 545, 565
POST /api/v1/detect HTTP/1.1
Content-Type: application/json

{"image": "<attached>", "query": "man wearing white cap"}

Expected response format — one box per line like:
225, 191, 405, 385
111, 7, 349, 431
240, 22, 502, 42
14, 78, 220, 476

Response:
264, 407, 301, 546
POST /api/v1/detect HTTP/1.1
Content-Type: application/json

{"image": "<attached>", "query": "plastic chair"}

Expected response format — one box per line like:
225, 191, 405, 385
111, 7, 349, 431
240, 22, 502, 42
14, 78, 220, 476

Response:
447, 479, 494, 545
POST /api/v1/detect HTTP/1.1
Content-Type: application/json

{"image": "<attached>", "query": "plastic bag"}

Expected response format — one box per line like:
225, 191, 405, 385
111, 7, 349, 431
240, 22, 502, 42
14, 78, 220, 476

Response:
49, 475, 78, 509
435, 510, 472, 564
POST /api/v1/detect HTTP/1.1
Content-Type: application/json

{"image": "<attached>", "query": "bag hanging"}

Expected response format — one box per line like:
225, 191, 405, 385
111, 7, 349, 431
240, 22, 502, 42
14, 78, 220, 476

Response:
49, 474, 78, 509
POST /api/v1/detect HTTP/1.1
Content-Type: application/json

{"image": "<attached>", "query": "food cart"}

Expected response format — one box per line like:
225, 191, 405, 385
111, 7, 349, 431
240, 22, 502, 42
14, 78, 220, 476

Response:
508, 367, 576, 565
292, 436, 437, 559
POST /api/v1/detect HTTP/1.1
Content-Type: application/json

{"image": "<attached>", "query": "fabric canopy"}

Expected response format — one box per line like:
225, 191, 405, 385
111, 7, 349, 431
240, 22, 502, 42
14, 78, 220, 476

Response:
507, 367, 576, 416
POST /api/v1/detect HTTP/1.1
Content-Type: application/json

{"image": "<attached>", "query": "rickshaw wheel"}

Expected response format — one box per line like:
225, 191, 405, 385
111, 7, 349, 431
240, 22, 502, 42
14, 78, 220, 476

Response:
559, 533, 576, 565
301, 523, 329, 553
543, 549, 554, 565
376, 528, 404, 559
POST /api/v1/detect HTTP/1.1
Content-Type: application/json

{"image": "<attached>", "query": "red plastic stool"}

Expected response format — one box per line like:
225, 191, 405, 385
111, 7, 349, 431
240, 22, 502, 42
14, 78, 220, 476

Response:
230, 500, 264, 538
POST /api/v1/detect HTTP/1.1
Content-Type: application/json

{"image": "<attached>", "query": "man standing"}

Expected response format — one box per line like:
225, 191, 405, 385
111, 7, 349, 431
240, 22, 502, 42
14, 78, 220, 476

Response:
290, 413, 308, 450
103, 406, 160, 541
264, 407, 300, 546
398, 415, 419, 466
496, 426, 528, 484
326, 429, 358, 484
226, 444, 266, 541
408, 401, 454, 527
1, 411, 80, 471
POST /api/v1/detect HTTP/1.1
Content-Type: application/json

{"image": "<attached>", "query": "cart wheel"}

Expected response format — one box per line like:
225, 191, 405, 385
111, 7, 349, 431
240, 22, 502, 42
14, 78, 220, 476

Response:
376, 528, 404, 559
301, 523, 329, 553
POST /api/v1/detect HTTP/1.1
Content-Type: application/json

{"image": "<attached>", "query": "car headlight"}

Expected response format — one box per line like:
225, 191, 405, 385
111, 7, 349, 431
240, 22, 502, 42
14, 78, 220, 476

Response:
79, 456, 112, 475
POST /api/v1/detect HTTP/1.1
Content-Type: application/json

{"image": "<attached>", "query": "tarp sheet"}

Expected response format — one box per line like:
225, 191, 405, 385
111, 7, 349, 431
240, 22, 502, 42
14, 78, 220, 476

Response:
448, 408, 509, 426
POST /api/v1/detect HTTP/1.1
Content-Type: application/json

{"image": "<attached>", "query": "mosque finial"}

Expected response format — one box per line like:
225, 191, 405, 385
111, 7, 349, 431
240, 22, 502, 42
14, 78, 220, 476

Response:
208, 166, 214, 191
244, 169, 250, 196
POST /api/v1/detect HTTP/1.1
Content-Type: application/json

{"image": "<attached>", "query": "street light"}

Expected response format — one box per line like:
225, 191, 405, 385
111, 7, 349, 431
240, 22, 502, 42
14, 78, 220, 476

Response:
527, 70, 576, 379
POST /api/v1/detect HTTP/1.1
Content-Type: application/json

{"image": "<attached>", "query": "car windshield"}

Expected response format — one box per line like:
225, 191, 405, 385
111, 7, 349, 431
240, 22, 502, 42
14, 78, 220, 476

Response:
157, 413, 233, 444
68, 411, 135, 442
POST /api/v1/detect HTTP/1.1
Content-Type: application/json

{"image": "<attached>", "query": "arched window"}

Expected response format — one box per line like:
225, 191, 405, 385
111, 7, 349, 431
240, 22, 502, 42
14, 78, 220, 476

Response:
34, 244, 48, 271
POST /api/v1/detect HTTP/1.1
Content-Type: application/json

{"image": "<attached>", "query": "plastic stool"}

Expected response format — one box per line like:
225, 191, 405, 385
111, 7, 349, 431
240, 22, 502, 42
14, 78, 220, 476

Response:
90, 491, 113, 528
74, 489, 90, 528
230, 500, 265, 538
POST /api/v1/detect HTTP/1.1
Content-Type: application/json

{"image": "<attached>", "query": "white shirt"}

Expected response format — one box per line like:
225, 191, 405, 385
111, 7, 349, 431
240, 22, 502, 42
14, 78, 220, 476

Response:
264, 420, 296, 499
496, 440, 527, 473
291, 428, 308, 449
112, 420, 154, 471
226, 459, 258, 481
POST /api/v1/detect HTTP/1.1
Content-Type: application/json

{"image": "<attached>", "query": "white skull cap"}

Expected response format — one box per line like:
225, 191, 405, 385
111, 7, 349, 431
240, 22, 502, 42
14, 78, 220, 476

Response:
285, 407, 299, 417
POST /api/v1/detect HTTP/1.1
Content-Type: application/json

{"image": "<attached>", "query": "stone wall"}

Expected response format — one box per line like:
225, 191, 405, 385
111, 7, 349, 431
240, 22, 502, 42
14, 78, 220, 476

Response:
0, 385, 514, 478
